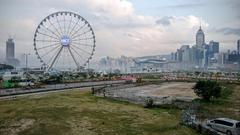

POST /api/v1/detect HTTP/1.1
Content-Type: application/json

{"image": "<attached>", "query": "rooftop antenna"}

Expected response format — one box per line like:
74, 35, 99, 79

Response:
200, 18, 202, 29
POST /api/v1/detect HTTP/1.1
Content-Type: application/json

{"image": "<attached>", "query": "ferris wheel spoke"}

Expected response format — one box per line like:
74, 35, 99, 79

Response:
41, 45, 61, 58
37, 42, 60, 50
63, 14, 66, 34
40, 23, 61, 39
53, 50, 62, 68
45, 18, 63, 38
66, 15, 73, 35
37, 31, 59, 40
70, 46, 85, 62
47, 46, 63, 71
70, 23, 87, 38
35, 39, 60, 43
68, 47, 80, 69
71, 43, 92, 55
55, 15, 64, 35
71, 29, 92, 39
71, 37, 94, 42
46, 46, 62, 65
71, 42, 93, 47
69, 18, 80, 36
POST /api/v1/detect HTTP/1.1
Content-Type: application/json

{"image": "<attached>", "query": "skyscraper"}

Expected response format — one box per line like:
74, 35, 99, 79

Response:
196, 26, 205, 47
209, 40, 219, 54
5, 37, 20, 67
6, 38, 15, 60
238, 39, 240, 54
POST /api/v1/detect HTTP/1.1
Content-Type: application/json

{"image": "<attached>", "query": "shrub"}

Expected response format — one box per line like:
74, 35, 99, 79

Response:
144, 97, 154, 108
193, 80, 222, 101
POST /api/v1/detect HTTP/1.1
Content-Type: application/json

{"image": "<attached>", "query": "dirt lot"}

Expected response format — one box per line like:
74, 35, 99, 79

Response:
149, 82, 197, 98
103, 82, 198, 104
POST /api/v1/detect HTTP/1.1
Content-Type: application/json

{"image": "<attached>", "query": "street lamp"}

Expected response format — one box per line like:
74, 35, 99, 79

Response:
24, 53, 30, 85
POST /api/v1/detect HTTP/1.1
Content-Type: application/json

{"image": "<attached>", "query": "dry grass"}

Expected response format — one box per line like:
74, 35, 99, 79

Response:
0, 88, 199, 135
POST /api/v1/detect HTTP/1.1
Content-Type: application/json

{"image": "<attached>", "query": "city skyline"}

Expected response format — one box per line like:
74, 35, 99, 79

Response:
0, 0, 239, 67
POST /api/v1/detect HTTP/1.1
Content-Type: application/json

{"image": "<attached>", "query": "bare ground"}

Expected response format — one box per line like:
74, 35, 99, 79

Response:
104, 82, 198, 104
149, 82, 197, 98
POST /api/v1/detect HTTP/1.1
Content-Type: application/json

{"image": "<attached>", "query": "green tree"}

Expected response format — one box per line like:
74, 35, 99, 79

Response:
193, 80, 222, 101
237, 72, 240, 81
10, 76, 21, 83
0, 64, 14, 70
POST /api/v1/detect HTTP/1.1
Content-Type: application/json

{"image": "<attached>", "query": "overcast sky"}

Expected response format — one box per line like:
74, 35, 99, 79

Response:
0, 0, 239, 66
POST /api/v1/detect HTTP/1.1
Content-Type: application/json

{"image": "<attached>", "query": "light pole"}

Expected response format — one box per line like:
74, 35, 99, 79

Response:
24, 53, 30, 84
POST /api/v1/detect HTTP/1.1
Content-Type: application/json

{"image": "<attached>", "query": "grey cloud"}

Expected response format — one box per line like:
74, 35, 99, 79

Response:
161, 3, 204, 9
171, 3, 204, 8
216, 27, 240, 36
225, 0, 240, 8
156, 16, 173, 26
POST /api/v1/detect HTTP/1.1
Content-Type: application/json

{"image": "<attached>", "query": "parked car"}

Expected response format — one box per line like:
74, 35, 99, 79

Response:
207, 118, 240, 135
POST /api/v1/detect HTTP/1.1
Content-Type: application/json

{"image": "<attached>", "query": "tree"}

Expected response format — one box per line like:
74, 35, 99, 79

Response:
10, 76, 21, 83
0, 64, 14, 70
193, 80, 222, 101
237, 72, 240, 81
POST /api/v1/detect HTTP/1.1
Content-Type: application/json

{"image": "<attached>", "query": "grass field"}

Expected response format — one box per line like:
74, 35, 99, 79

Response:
0, 89, 199, 135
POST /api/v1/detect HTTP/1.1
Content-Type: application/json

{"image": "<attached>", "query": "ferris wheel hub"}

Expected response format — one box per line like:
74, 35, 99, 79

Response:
61, 35, 71, 46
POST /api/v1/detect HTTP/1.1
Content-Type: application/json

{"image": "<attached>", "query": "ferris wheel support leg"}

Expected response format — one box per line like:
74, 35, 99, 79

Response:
47, 46, 63, 72
68, 47, 80, 70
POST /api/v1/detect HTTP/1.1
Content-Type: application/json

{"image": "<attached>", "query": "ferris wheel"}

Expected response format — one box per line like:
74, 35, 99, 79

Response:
33, 11, 96, 71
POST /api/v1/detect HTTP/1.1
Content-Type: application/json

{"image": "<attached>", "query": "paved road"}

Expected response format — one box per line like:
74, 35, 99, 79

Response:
0, 80, 126, 97
0, 87, 89, 100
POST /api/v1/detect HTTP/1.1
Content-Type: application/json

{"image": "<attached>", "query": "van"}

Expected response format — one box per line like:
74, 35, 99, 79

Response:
207, 118, 240, 135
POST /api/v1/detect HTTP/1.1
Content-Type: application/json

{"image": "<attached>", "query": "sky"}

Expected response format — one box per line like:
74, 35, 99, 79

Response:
0, 0, 239, 67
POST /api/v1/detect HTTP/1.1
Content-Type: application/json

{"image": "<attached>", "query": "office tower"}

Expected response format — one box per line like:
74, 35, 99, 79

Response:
6, 38, 15, 60
176, 49, 183, 62
196, 26, 205, 47
209, 40, 219, 54
5, 37, 20, 67
180, 45, 191, 62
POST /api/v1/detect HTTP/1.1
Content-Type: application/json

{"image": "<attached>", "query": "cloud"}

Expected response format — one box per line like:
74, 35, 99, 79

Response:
156, 16, 173, 26
64, 0, 134, 17
155, 2, 205, 10
167, 3, 205, 9
0, 0, 237, 64
97, 15, 209, 57
216, 27, 240, 36
0, 0, 209, 59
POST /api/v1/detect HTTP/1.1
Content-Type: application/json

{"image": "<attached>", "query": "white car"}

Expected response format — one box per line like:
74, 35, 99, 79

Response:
207, 118, 240, 135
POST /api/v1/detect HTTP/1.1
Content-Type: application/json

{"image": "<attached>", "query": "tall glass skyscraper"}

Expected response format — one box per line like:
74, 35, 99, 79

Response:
5, 37, 20, 67
196, 26, 205, 47
6, 38, 15, 60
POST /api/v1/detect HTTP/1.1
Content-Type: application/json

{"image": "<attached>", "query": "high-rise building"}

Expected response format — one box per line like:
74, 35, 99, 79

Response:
180, 45, 191, 62
5, 37, 20, 67
6, 38, 15, 60
196, 26, 205, 47
176, 49, 183, 62
209, 40, 219, 54
238, 39, 240, 54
